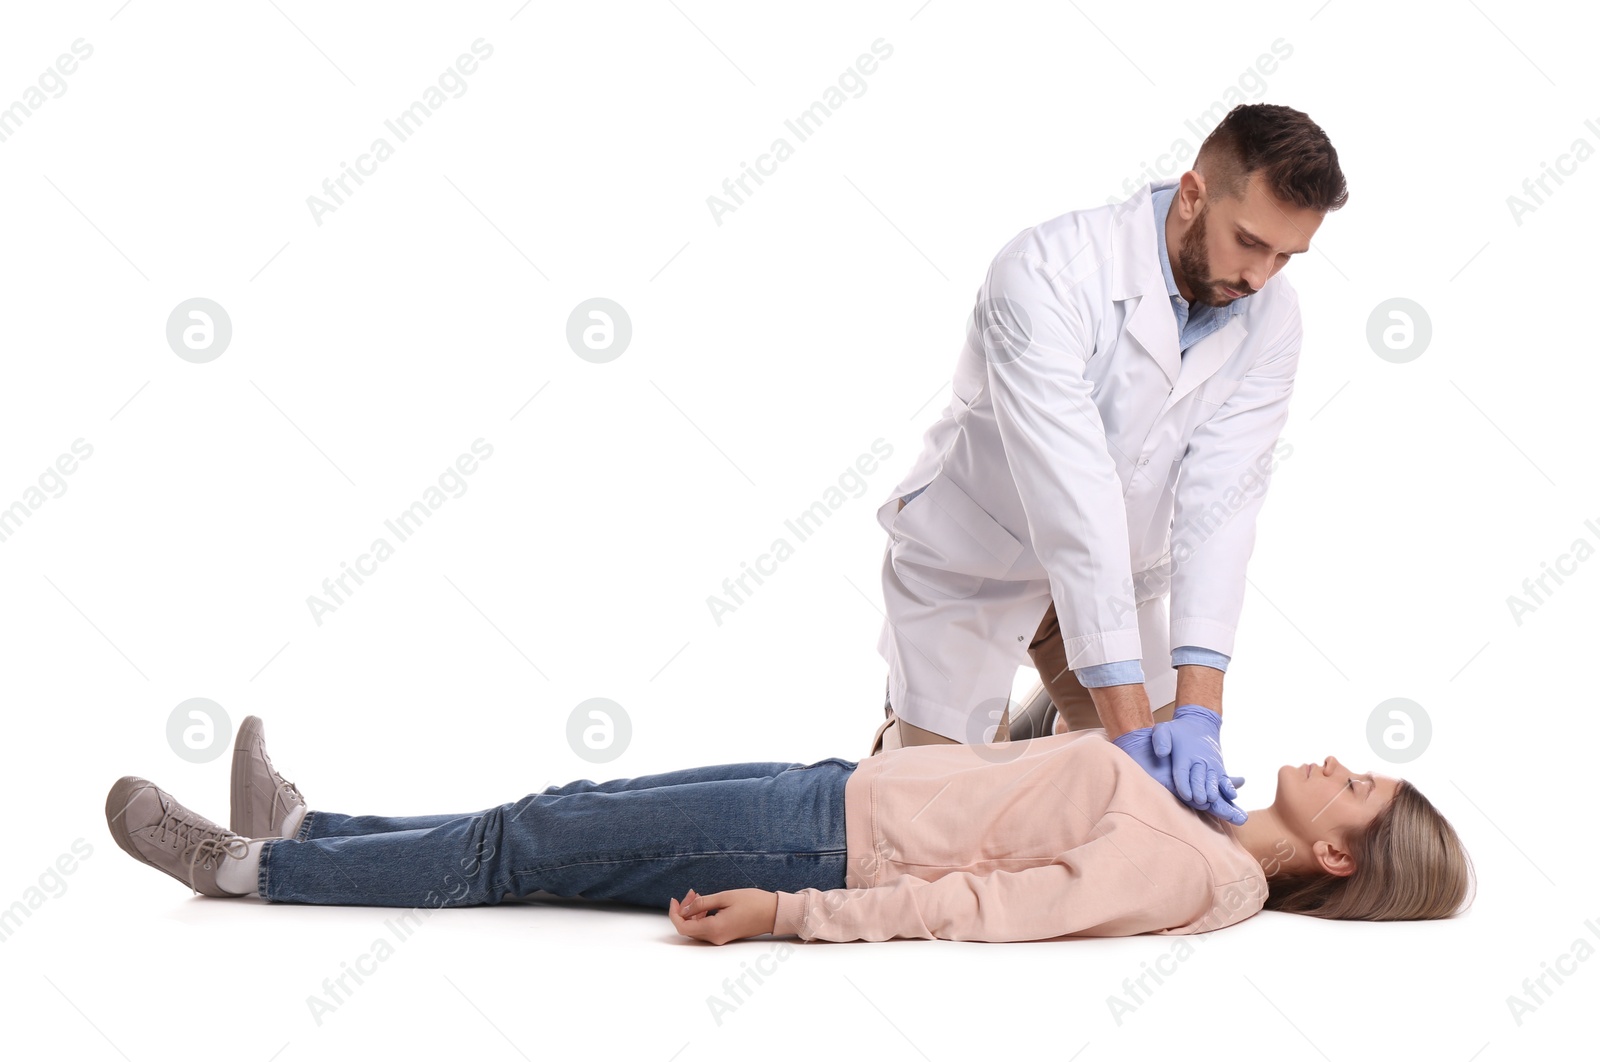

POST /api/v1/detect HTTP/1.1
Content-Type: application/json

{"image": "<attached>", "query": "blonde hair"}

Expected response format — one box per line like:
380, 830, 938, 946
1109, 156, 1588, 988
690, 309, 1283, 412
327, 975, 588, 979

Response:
1263, 780, 1474, 920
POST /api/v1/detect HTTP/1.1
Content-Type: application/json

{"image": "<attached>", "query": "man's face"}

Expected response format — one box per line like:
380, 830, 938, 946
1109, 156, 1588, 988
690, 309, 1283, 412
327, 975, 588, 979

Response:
1173, 169, 1324, 307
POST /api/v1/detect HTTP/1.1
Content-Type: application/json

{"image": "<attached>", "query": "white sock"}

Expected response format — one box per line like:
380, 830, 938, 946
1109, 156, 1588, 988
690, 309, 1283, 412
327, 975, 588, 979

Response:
215, 839, 264, 896
280, 805, 307, 839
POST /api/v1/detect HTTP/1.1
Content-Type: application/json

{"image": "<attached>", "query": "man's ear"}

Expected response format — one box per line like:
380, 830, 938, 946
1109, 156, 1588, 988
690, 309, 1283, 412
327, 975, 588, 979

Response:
1312, 838, 1356, 878
1176, 169, 1205, 220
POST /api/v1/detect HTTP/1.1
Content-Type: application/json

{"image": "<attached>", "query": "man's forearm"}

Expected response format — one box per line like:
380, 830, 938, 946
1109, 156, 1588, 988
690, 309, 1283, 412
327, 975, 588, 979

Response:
1174, 663, 1224, 714
1088, 664, 1223, 738
1088, 682, 1152, 739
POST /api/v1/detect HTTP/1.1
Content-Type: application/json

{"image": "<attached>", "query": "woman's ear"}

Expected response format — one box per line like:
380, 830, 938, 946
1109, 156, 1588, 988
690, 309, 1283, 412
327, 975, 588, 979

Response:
1312, 838, 1357, 878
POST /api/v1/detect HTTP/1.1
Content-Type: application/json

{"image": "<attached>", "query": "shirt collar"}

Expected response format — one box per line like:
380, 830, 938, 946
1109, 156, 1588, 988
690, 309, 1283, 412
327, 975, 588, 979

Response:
1152, 183, 1249, 317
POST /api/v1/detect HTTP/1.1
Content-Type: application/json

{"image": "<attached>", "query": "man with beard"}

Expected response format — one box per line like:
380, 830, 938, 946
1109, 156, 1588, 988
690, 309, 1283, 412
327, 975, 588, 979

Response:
869, 103, 1347, 826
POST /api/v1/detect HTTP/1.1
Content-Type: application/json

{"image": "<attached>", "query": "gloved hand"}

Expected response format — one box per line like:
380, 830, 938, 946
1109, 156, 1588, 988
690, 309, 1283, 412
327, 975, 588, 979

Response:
1110, 726, 1176, 795
1152, 704, 1248, 825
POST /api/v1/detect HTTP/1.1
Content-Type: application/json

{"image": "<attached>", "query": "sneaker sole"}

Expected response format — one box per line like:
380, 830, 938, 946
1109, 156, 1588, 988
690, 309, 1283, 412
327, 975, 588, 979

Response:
230, 715, 266, 837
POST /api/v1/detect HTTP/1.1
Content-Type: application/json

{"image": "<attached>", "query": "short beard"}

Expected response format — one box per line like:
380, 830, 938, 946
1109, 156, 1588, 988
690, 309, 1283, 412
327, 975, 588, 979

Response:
1177, 202, 1230, 308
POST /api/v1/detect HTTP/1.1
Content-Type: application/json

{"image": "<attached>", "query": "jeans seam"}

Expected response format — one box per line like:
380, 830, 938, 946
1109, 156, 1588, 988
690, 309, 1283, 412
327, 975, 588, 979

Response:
511, 848, 848, 878
257, 838, 277, 898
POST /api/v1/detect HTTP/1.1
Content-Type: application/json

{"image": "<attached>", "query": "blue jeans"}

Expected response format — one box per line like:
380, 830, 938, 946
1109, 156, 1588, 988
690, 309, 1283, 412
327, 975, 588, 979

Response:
257, 757, 856, 909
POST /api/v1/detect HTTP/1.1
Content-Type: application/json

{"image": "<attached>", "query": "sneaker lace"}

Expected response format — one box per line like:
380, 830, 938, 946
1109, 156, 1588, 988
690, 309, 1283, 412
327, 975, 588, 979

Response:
151, 802, 249, 894
262, 750, 304, 822
186, 836, 250, 894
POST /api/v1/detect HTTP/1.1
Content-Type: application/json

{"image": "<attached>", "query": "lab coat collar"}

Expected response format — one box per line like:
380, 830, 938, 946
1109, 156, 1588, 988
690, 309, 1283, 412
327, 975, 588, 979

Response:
1151, 183, 1251, 321
1110, 178, 1246, 401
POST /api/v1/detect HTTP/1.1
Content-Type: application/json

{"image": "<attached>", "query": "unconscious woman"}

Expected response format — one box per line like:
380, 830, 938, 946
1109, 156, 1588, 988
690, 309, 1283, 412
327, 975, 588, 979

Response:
105, 715, 1474, 944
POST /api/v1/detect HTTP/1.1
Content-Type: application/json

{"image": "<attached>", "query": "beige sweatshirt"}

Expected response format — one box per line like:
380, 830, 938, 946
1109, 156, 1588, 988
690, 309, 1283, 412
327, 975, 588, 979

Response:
772, 729, 1268, 942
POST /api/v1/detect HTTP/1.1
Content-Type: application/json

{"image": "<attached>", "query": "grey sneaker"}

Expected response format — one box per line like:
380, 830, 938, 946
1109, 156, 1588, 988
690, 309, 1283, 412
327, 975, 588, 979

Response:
105, 776, 250, 897
231, 715, 306, 839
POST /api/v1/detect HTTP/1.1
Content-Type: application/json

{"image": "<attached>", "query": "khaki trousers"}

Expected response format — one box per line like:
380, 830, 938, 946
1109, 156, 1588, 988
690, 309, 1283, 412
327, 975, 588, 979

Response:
1024, 599, 1178, 731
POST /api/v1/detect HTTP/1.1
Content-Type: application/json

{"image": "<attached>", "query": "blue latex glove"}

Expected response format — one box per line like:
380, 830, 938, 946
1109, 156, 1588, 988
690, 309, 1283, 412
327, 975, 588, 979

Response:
1110, 726, 1174, 794
1152, 704, 1248, 825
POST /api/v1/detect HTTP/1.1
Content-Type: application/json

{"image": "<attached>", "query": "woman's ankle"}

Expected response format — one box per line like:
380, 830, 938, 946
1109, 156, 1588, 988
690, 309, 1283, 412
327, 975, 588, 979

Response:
214, 839, 266, 896
280, 805, 307, 839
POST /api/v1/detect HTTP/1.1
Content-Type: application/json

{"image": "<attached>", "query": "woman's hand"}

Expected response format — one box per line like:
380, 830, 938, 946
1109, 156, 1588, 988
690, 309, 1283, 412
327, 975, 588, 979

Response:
667, 887, 777, 945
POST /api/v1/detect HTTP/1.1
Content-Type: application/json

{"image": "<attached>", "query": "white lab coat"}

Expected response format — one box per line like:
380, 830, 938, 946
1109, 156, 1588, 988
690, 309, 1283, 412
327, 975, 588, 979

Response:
877, 177, 1302, 740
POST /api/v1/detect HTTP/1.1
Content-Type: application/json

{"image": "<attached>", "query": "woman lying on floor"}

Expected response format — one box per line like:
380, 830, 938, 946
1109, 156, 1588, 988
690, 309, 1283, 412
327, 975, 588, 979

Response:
105, 715, 1473, 944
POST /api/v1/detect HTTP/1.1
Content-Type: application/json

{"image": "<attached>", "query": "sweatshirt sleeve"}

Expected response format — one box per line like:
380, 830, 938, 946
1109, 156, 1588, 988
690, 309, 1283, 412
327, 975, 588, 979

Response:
977, 250, 1142, 671
771, 826, 1208, 943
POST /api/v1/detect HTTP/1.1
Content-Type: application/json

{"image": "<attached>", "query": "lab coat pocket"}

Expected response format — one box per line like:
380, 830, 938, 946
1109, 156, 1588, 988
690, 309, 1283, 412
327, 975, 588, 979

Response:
1183, 376, 1243, 437
890, 476, 1025, 599
1193, 376, 1242, 408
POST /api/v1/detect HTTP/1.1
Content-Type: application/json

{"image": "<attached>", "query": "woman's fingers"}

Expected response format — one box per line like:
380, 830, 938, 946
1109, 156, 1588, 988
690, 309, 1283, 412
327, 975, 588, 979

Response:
673, 888, 715, 927
669, 898, 703, 934
669, 895, 730, 944
681, 888, 711, 919
669, 897, 697, 937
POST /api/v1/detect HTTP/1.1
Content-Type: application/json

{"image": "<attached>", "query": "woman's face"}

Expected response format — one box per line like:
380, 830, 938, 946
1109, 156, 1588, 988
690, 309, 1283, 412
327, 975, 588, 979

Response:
1274, 755, 1401, 852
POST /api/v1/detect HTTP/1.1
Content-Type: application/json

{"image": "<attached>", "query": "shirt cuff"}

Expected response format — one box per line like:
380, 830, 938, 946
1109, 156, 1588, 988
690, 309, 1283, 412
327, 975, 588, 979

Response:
1172, 645, 1230, 671
772, 891, 808, 938
1075, 658, 1145, 688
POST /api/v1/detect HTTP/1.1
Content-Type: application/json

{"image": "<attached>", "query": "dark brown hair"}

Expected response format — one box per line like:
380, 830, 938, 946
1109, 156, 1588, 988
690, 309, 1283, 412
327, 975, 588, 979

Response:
1196, 103, 1348, 214
1263, 780, 1475, 920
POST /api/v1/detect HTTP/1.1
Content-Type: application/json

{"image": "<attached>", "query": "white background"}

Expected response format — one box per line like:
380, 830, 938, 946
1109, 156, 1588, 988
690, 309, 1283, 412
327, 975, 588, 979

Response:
1, 1, 1593, 1058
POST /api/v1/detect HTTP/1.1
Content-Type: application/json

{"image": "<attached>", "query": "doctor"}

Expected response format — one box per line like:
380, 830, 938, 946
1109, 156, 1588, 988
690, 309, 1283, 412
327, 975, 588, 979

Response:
870, 103, 1347, 825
